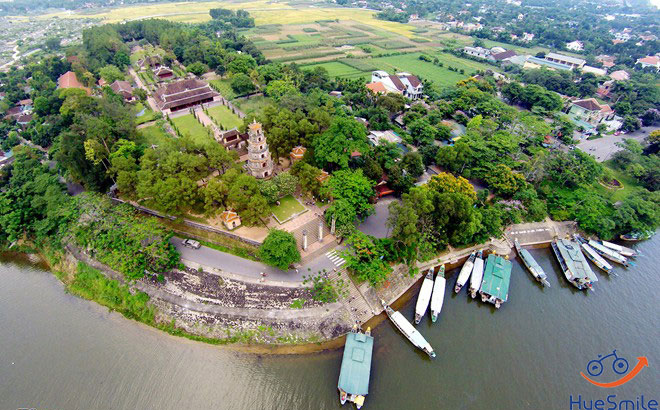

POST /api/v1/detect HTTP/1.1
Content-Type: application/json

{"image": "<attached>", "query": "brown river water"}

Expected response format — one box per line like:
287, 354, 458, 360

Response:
1, 235, 658, 410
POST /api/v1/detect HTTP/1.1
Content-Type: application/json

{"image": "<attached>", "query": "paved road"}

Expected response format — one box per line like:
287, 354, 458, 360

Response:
358, 197, 395, 238
577, 126, 657, 162
171, 237, 344, 283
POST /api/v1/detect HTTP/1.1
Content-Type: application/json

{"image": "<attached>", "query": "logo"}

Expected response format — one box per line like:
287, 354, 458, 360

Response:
580, 350, 649, 388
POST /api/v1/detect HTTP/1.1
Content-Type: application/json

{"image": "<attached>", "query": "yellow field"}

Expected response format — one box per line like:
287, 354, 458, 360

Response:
13, 1, 417, 37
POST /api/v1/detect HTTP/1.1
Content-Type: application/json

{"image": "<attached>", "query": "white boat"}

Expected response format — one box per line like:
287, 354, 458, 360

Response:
382, 301, 435, 358
468, 251, 484, 298
580, 243, 614, 275
588, 240, 629, 267
454, 252, 476, 293
600, 240, 636, 257
430, 265, 446, 323
414, 270, 434, 324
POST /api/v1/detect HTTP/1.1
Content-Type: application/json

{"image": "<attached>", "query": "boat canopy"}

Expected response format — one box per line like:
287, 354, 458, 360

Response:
337, 332, 374, 396
480, 254, 512, 301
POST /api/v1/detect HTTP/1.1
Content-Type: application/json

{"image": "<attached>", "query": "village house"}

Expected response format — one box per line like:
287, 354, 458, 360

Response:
491, 50, 517, 62
544, 53, 586, 69
220, 209, 241, 230
367, 130, 403, 146
220, 129, 248, 151
153, 78, 218, 113
565, 41, 584, 51
366, 71, 423, 100
57, 71, 91, 95
596, 80, 615, 99
609, 70, 630, 81
463, 46, 490, 59
596, 55, 616, 68
636, 55, 660, 71
110, 80, 135, 102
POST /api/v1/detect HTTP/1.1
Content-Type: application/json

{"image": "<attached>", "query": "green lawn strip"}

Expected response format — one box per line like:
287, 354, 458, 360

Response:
209, 78, 237, 100
138, 123, 172, 146
234, 95, 272, 117
207, 104, 242, 130
301, 60, 365, 77
270, 194, 306, 223
134, 103, 161, 125
172, 114, 212, 144
369, 52, 468, 86
597, 161, 642, 202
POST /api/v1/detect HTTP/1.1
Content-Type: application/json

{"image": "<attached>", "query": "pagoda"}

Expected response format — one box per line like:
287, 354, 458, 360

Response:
246, 121, 273, 179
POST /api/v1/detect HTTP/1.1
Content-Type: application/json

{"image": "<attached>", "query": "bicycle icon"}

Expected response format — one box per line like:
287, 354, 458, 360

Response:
587, 350, 629, 377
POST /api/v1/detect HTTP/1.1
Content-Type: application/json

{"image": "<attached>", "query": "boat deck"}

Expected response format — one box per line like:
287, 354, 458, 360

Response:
480, 254, 512, 301
338, 332, 374, 397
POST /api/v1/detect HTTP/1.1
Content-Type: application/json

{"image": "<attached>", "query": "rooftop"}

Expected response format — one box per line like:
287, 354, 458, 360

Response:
545, 52, 586, 66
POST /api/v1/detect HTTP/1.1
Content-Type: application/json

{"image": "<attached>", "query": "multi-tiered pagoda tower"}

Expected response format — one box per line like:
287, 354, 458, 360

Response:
246, 121, 273, 179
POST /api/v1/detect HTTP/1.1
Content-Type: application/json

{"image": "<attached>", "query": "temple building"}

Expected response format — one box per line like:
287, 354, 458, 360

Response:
246, 121, 273, 179
153, 78, 218, 113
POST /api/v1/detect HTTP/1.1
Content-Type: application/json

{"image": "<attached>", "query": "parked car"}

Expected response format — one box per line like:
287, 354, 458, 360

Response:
182, 239, 201, 249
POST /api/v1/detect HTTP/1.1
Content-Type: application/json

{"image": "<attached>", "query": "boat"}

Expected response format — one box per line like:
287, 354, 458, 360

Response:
468, 250, 485, 298
414, 270, 434, 324
588, 239, 629, 267
454, 252, 476, 293
551, 239, 598, 290
479, 254, 512, 309
620, 231, 653, 242
382, 300, 436, 358
580, 242, 614, 275
430, 265, 446, 323
514, 239, 550, 287
600, 240, 636, 257
337, 327, 374, 409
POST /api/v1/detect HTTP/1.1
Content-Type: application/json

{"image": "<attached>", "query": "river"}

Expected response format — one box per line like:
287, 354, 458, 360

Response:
1, 236, 658, 410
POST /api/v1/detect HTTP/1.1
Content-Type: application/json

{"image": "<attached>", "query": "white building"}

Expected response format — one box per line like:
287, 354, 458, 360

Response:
566, 41, 584, 51
367, 130, 403, 146
367, 71, 424, 100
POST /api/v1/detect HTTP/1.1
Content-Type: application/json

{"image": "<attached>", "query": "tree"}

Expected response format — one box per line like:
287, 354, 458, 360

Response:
622, 116, 641, 132
230, 73, 255, 95
45, 37, 61, 51
186, 61, 209, 77
341, 231, 392, 286
325, 198, 357, 238
259, 180, 280, 204
226, 53, 256, 74
224, 171, 269, 225
427, 173, 477, 201
484, 164, 526, 197
258, 229, 300, 270
99, 65, 124, 83
323, 169, 375, 219
401, 151, 425, 178
291, 161, 322, 198
313, 117, 369, 170
273, 172, 298, 198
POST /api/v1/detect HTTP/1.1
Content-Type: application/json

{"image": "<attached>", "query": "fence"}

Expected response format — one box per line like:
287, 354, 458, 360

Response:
109, 197, 262, 246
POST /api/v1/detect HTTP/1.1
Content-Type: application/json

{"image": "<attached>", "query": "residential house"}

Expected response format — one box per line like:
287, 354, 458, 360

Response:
57, 71, 91, 95
110, 80, 135, 102
613, 32, 631, 42
596, 80, 615, 99
581, 66, 607, 76
609, 70, 630, 81
463, 46, 490, 59
544, 53, 586, 69
636, 55, 660, 71
367, 130, 403, 146
153, 78, 219, 113
522, 32, 534, 42
525, 56, 572, 71
491, 50, 517, 62
220, 210, 241, 230
366, 71, 423, 100
568, 98, 616, 129
596, 55, 616, 68
566, 41, 584, 51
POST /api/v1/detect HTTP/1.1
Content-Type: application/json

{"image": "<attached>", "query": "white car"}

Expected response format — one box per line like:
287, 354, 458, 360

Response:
182, 239, 201, 249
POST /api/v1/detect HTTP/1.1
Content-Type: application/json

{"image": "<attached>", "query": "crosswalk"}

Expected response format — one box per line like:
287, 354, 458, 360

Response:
326, 250, 346, 267
510, 228, 550, 235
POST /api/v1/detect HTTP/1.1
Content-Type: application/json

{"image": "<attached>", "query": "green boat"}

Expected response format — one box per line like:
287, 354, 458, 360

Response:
337, 329, 374, 409
479, 254, 512, 309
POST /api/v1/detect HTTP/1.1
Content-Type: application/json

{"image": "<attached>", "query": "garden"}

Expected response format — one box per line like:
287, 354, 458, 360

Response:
270, 195, 307, 224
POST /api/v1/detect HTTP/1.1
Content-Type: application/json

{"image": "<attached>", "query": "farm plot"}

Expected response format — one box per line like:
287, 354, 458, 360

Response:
369, 53, 470, 86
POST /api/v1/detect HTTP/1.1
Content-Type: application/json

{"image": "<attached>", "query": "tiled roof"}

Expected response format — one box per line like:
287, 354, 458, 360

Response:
220, 209, 240, 223
153, 79, 218, 110
573, 98, 602, 111
388, 75, 406, 92
609, 70, 630, 81
57, 71, 91, 94
492, 50, 517, 61
110, 80, 132, 93
366, 82, 387, 94
404, 75, 421, 88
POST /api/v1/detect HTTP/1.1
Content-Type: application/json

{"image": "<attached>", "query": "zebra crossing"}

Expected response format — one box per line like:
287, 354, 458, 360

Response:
325, 250, 346, 267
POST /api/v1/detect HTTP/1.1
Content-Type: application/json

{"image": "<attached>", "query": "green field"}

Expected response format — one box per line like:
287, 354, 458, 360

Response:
210, 78, 237, 100
134, 103, 161, 125
301, 61, 366, 78
270, 194, 307, 223
139, 123, 172, 147
172, 114, 212, 144
207, 105, 242, 130
234, 95, 272, 117
369, 53, 484, 85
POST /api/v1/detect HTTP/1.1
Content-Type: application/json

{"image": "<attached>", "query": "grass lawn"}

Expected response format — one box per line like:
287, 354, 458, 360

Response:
369, 52, 470, 86
139, 123, 172, 147
301, 61, 365, 77
172, 114, 212, 144
134, 102, 161, 125
207, 105, 243, 130
596, 162, 642, 202
234, 95, 272, 117
270, 194, 307, 223
209, 78, 237, 100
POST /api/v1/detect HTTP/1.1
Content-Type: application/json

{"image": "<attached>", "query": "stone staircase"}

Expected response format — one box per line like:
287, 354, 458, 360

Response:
291, 216, 330, 251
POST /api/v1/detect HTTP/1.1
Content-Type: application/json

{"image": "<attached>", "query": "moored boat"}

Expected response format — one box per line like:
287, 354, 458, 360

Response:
382, 301, 436, 358
337, 327, 374, 409
580, 242, 614, 275
479, 254, 512, 309
600, 240, 636, 257
620, 231, 653, 242
430, 265, 446, 323
454, 252, 476, 293
514, 239, 550, 287
551, 239, 598, 290
414, 270, 434, 324
588, 239, 629, 267
468, 251, 485, 298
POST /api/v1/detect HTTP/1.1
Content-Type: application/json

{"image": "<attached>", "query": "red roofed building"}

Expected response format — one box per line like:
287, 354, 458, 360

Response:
569, 98, 615, 126
290, 146, 306, 163
220, 209, 241, 229
153, 78, 218, 113
57, 71, 91, 95
110, 80, 135, 101
636, 55, 660, 70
